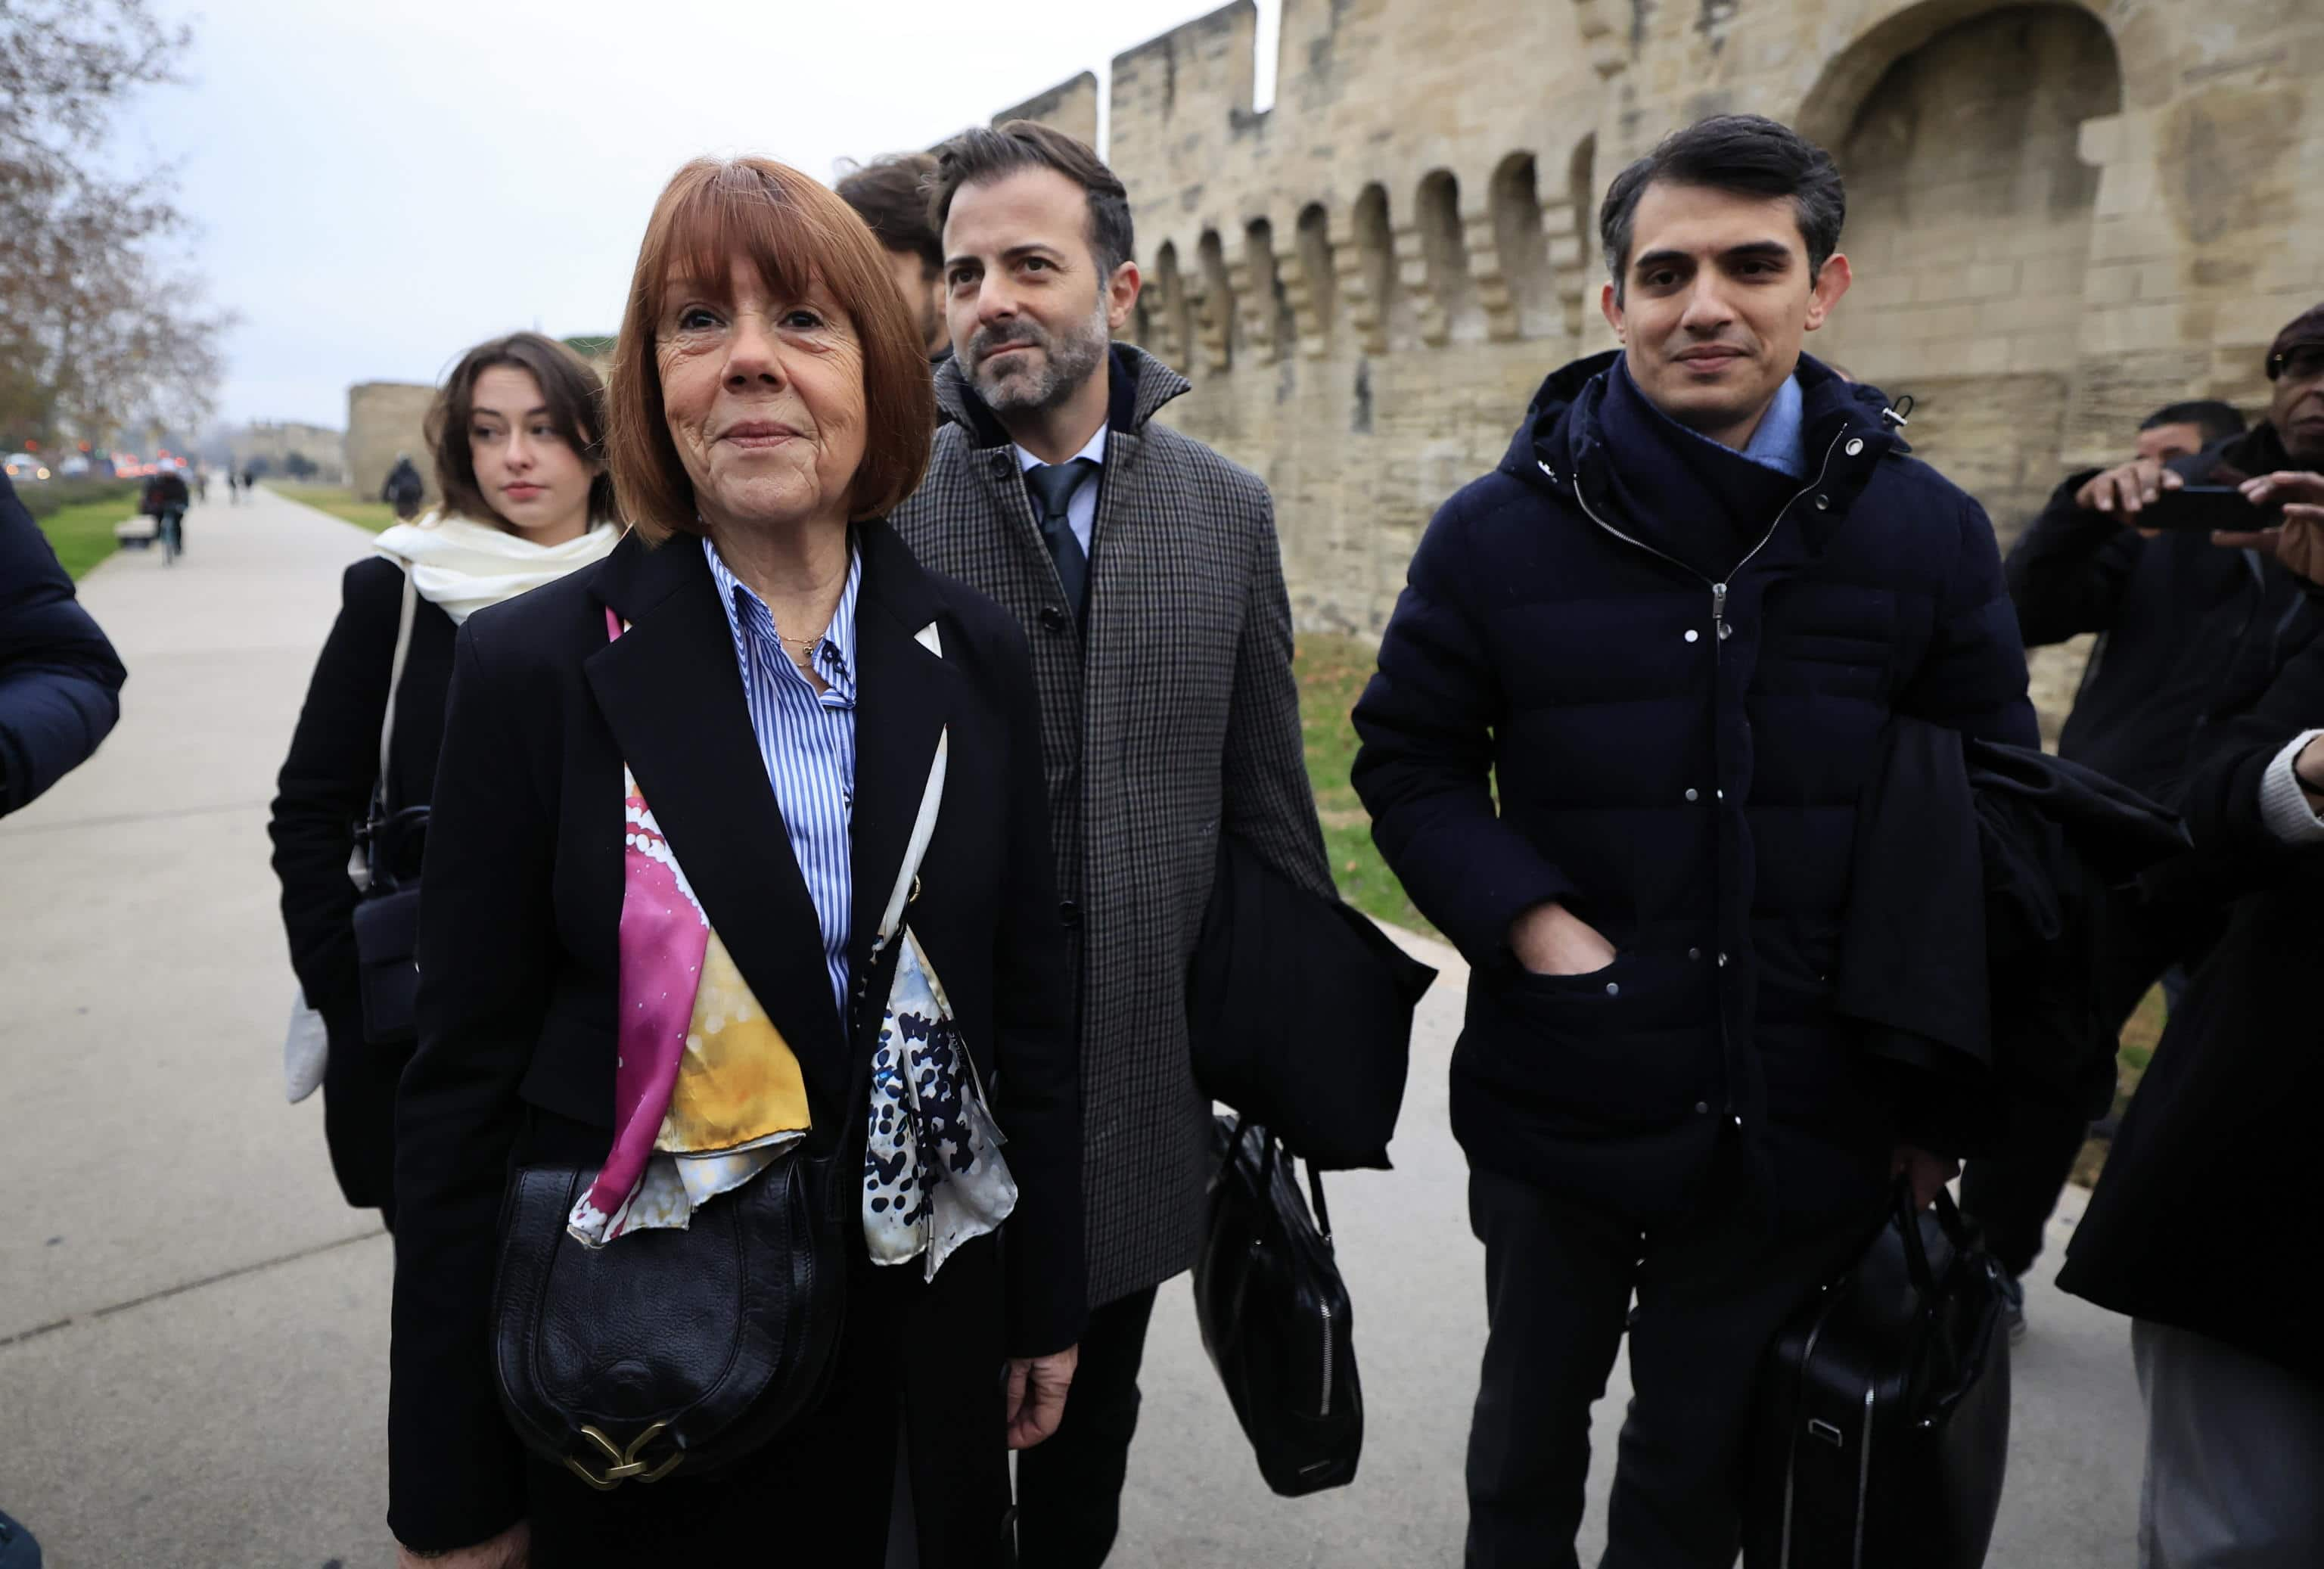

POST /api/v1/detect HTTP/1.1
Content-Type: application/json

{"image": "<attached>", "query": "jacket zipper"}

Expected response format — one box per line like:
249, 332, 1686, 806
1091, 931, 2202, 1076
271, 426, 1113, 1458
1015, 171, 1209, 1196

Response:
1318, 1300, 1334, 1417
1561, 429, 1854, 1124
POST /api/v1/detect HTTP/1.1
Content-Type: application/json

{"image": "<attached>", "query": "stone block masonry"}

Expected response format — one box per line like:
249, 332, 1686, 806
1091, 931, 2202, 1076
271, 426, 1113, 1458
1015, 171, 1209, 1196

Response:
345, 382, 437, 508
993, 0, 2324, 661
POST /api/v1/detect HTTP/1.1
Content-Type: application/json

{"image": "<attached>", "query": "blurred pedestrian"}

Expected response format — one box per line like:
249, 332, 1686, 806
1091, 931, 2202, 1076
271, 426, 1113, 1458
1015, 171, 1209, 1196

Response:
1, 471, 126, 816
226, 470, 240, 505
1353, 114, 2034, 1567
837, 151, 950, 364
387, 158, 1083, 1568
269, 333, 621, 1233
382, 452, 426, 520
896, 120, 1333, 1569
140, 464, 191, 558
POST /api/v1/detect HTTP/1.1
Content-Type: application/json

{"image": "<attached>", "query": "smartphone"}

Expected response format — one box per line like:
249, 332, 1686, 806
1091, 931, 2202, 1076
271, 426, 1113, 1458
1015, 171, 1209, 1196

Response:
2137, 485, 2283, 533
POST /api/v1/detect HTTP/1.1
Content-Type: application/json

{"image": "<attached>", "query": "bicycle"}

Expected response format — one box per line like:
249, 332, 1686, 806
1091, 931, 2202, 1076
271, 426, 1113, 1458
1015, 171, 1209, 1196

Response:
159, 505, 184, 565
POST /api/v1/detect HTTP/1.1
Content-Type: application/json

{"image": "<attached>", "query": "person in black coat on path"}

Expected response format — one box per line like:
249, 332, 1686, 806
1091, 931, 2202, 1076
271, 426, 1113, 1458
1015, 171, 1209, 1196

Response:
1973, 308, 2324, 1307
0, 472, 126, 816
387, 158, 1084, 1569
2059, 471, 2324, 1561
1353, 117, 2035, 1568
269, 332, 621, 1227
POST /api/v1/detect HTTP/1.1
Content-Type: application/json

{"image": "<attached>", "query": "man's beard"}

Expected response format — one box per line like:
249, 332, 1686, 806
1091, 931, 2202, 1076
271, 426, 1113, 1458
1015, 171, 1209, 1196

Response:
968, 297, 1111, 415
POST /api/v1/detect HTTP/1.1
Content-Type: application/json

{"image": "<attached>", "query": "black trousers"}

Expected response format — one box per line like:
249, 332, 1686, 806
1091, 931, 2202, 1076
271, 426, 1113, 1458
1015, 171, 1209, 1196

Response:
1463, 1160, 1880, 1569
1013, 1283, 1160, 1569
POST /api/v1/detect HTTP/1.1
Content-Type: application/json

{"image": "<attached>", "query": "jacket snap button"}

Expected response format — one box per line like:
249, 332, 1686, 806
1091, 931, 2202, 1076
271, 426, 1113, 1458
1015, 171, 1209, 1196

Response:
1717, 952, 1729, 968
1688, 947, 1702, 962
1845, 438, 1865, 456
1685, 629, 1700, 644
1695, 1101, 1710, 1114
1685, 788, 1699, 803
1039, 606, 1067, 631
1605, 982, 1620, 996
1058, 899, 1081, 927
1814, 494, 1832, 511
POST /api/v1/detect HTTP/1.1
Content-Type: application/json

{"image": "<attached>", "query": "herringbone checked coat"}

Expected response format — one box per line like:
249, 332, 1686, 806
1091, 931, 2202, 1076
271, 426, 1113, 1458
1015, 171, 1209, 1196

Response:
893, 343, 1334, 1306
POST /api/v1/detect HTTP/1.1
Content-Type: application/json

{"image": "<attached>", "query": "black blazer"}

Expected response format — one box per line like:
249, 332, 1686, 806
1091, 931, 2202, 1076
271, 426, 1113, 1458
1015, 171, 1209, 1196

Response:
387, 523, 1083, 1549
270, 557, 455, 1038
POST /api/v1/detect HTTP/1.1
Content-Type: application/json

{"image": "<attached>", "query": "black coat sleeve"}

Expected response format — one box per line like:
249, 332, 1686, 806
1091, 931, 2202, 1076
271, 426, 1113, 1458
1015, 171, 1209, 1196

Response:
2004, 471, 2142, 648
269, 561, 398, 1027
1351, 493, 1577, 968
977, 604, 1086, 1357
387, 615, 554, 1552
2181, 630, 2324, 868
1896, 492, 2041, 750
0, 474, 126, 816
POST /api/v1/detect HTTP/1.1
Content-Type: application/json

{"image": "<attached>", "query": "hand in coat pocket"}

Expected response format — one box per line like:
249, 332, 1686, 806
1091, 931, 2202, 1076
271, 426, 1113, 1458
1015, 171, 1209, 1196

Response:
1508, 899, 1617, 977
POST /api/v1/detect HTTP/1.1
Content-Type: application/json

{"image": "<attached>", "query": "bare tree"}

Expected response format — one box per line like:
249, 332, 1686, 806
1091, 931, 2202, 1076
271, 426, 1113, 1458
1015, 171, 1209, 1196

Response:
0, 0, 233, 452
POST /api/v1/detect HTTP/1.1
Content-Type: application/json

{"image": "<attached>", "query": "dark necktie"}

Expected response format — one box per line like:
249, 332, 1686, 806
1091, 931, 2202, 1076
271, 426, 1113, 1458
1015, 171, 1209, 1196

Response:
1024, 458, 1096, 622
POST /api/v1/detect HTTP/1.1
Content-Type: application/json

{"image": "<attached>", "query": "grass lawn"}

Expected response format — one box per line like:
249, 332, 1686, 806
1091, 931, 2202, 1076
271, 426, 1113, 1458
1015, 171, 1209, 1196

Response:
38, 496, 143, 580
273, 482, 399, 533
1294, 632, 1434, 936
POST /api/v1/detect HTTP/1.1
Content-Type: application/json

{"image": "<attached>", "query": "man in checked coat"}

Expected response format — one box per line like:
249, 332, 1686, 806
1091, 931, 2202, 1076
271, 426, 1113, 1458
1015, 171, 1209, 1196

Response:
893, 121, 1333, 1568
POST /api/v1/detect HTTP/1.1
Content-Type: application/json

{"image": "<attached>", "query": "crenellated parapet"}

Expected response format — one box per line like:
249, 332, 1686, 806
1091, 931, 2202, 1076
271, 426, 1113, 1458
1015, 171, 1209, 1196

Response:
977, 0, 2324, 638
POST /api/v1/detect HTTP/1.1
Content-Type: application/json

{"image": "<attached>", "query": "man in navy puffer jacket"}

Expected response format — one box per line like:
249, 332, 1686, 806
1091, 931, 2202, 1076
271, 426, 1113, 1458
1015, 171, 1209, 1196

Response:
1353, 116, 2036, 1568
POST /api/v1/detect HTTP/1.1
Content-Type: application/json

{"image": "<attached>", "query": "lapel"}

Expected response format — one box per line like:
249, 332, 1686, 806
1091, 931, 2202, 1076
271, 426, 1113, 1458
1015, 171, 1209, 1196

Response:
581, 530, 846, 1108
846, 522, 964, 994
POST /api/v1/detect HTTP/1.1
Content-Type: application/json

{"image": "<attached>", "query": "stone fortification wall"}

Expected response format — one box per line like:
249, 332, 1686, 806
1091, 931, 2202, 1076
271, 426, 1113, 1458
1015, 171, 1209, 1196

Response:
235, 421, 345, 482
996, 0, 2324, 638
345, 382, 437, 507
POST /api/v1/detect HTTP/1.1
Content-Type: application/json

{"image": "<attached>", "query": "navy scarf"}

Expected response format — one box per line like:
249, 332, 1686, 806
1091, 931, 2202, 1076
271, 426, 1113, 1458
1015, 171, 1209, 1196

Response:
1593, 356, 1803, 583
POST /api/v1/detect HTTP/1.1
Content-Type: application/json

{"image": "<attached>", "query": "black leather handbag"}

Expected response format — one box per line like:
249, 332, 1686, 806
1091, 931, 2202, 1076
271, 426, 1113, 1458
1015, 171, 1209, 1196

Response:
1744, 1185, 2012, 1569
1193, 1114, 1362, 1496
490, 1146, 847, 1489
350, 567, 424, 1046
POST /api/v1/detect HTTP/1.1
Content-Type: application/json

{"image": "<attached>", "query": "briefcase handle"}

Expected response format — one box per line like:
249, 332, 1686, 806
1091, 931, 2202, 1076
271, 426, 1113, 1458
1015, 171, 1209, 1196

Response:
1226, 1114, 1334, 1243
1893, 1181, 1975, 1306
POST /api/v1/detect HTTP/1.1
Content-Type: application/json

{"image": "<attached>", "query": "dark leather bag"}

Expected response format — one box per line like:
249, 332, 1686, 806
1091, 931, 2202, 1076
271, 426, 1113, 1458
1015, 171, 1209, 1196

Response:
1745, 1186, 2012, 1569
1188, 834, 1436, 1170
351, 804, 425, 1045
489, 1146, 847, 1489
1193, 1114, 1362, 1496
350, 567, 424, 1046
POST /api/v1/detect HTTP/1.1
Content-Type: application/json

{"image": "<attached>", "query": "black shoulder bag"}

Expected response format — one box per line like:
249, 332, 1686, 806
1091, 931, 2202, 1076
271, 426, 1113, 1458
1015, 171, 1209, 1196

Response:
1193, 1114, 1364, 1496
350, 566, 424, 1045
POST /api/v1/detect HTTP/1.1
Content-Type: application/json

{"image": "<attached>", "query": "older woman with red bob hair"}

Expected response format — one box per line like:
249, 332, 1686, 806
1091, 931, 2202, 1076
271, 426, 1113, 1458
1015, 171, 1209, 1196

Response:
388, 157, 1084, 1568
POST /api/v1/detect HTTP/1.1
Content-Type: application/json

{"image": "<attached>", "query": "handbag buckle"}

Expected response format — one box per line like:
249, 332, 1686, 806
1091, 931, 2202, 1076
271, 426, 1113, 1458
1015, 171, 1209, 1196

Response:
565, 1421, 683, 1490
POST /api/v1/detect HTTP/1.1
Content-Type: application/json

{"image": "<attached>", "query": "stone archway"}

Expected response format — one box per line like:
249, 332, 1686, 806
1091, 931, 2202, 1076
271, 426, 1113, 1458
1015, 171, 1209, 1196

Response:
1808, 3, 2124, 539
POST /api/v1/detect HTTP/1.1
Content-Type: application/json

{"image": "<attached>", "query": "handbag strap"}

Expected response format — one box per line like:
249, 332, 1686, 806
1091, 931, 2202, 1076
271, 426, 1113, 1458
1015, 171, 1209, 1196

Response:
376, 564, 418, 812
869, 623, 948, 958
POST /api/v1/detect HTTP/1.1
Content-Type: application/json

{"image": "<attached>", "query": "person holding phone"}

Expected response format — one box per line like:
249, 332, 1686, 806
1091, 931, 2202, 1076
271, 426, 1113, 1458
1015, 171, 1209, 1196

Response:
1979, 304, 2324, 1334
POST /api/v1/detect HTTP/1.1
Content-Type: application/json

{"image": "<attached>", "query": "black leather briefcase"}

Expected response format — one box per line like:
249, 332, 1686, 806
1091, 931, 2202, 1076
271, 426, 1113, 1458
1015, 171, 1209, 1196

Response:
1193, 1114, 1362, 1496
1745, 1187, 2012, 1569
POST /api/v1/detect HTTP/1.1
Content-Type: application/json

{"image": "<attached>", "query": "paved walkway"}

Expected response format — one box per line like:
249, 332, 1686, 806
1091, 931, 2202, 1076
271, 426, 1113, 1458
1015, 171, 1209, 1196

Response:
0, 486, 2144, 1565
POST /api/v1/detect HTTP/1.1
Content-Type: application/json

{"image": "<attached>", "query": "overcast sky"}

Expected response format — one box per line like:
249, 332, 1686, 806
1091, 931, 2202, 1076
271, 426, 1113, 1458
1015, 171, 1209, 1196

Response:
128, 0, 1279, 430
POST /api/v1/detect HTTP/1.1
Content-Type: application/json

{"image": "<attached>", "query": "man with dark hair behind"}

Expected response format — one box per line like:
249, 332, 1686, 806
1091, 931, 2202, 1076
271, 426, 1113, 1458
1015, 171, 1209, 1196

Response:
836, 151, 950, 362
1982, 318, 2324, 1332
894, 119, 1332, 1568
2136, 398, 2246, 464
1353, 113, 2035, 1566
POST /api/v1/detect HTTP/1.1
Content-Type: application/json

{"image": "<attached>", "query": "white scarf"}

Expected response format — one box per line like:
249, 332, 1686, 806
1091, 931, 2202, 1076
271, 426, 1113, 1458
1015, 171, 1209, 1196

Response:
373, 511, 620, 624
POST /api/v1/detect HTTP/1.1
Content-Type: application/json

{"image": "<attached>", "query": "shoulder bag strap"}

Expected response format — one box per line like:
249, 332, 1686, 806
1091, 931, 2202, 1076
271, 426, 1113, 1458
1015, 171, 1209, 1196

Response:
870, 623, 947, 958
376, 564, 419, 811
